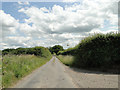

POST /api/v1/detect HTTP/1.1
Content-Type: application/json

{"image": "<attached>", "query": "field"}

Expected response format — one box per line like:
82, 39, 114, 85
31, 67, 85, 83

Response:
2, 55, 52, 88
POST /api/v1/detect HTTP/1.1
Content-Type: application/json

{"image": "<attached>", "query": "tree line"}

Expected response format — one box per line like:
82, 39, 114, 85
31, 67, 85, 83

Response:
2, 46, 51, 58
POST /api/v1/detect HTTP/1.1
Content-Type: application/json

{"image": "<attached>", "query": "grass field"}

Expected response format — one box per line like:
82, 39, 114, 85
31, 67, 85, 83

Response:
2, 55, 52, 88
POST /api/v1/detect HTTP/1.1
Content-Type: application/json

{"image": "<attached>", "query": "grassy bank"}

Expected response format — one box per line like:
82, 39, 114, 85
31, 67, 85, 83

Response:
57, 55, 74, 66
2, 55, 52, 88
58, 33, 120, 73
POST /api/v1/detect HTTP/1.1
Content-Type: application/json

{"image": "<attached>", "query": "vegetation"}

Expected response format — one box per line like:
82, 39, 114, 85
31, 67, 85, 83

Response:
57, 55, 74, 66
49, 45, 64, 55
2, 46, 52, 88
2, 46, 51, 58
57, 45, 78, 55
2, 55, 52, 88
1, 32, 120, 88
58, 32, 120, 73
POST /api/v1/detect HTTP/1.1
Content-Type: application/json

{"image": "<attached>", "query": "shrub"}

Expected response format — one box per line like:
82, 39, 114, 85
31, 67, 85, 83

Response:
59, 32, 120, 71
48, 45, 64, 55
2, 46, 52, 58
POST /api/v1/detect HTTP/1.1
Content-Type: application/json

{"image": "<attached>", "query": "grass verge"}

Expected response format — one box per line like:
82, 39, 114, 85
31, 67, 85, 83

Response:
57, 55, 74, 66
2, 55, 52, 88
58, 33, 120, 74
57, 55, 119, 74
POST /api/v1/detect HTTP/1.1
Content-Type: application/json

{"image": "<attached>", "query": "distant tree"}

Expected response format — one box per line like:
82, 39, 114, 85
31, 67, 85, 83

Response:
49, 45, 64, 55
2, 46, 52, 57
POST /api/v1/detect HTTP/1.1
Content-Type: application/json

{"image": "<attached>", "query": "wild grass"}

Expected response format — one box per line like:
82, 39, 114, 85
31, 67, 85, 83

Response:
57, 55, 75, 66
2, 55, 52, 88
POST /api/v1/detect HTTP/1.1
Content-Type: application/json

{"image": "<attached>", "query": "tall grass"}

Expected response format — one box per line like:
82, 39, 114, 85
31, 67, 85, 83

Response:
2, 55, 52, 88
57, 55, 75, 66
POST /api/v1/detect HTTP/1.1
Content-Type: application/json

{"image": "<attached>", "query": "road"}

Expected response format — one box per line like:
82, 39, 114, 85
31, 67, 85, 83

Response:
14, 56, 77, 88
14, 56, 118, 88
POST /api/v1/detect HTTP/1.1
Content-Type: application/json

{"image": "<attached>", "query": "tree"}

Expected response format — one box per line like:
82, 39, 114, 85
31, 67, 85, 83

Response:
49, 45, 64, 55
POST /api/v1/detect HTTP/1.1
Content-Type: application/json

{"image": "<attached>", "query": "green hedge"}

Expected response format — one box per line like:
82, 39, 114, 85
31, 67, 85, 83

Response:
2, 46, 51, 58
59, 32, 120, 70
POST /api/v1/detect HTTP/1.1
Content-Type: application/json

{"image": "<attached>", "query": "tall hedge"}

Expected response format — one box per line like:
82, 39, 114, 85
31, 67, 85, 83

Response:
59, 33, 120, 69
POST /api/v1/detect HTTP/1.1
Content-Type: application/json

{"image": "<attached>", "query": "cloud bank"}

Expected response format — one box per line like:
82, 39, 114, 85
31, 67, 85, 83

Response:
1, 0, 118, 49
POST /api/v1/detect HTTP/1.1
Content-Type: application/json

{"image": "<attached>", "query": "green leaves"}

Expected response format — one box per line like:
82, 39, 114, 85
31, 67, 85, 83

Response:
2, 46, 52, 58
49, 45, 64, 55
59, 32, 120, 71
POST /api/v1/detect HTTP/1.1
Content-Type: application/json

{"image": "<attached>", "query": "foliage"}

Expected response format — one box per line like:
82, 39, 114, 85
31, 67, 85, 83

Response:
2, 55, 52, 88
49, 45, 64, 55
2, 46, 51, 58
57, 55, 75, 66
2, 46, 52, 88
58, 46, 78, 55
58, 32, 120, 72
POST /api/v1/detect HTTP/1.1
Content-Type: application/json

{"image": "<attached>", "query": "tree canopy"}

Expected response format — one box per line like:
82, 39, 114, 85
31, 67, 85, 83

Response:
2, 46, 51, 58
49, 45, 64, 55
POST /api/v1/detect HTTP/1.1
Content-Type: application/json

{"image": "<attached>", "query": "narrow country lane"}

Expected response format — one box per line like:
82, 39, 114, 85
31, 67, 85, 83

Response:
14, 56, 77, 88
13, 56, 118, 88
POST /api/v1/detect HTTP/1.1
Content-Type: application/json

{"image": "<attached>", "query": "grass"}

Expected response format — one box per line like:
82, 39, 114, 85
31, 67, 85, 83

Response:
57, 55, 119, 74
2, 55, 52, 88
57, 55, 75, 66
52, 58, 55, 63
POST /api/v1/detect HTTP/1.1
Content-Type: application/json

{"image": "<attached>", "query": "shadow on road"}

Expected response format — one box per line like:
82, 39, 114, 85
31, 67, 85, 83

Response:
68, 66, 119, 75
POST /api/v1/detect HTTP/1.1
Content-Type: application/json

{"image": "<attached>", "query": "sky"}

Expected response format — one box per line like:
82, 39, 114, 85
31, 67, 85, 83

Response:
0, 0, 119, 50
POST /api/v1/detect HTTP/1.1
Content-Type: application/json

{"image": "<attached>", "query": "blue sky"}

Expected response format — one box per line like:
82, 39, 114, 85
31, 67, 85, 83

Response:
2, 2, 81, 23
0, 1, 118, 50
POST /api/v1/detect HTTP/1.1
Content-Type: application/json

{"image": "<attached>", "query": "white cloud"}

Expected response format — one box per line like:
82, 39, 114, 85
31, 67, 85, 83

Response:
18, 1, 22, 5
0, 10, 19, 38
2, 36, 31, 49
62, 0, 80, 2
24, 1, 30, 5
88, 29, 118, 34
63, 0, 119, 3
18, 1, 30, 5
1, 1, 118, 49
18, 1, 118, 34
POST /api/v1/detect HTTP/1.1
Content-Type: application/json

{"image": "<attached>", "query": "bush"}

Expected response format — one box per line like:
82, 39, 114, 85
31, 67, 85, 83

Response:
49, 45, 64, 55
59, 32, 120, 71
2, 46, 52, 58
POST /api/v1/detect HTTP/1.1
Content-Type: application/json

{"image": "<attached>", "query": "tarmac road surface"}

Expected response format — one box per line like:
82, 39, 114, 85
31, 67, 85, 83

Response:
14, 56, 118, 88
14, 56, 77, 88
